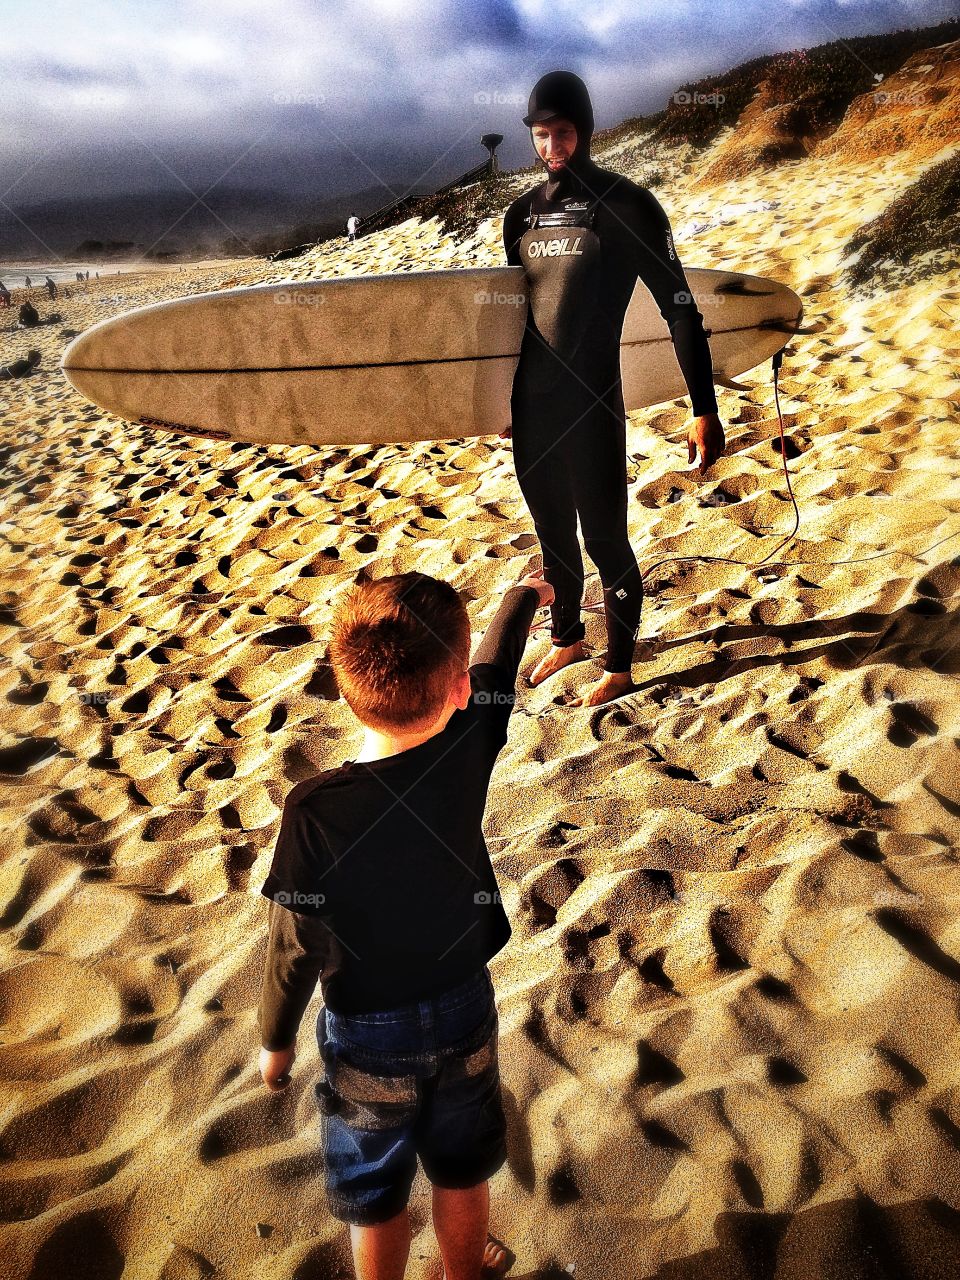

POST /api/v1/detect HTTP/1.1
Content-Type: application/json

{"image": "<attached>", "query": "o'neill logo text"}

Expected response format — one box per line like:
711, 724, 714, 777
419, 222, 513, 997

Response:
527, 236, 584, 258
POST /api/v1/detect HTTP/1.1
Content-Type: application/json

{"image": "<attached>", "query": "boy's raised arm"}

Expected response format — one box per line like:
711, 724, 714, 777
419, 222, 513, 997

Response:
470, 580, 541, 688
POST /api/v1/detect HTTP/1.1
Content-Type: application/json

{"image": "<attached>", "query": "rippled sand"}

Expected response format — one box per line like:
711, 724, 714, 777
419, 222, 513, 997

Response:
2, 45, 960, 1280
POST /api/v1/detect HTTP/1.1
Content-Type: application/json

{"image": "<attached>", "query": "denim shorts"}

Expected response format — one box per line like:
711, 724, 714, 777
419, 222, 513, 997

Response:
314, 966, 507, 1226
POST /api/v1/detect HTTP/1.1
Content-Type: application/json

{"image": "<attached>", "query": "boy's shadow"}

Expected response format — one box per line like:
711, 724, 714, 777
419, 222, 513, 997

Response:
645, 1194, 960, 1278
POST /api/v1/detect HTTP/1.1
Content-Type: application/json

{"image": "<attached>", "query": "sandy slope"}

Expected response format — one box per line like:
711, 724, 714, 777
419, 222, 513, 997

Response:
1, 49, 960, 1280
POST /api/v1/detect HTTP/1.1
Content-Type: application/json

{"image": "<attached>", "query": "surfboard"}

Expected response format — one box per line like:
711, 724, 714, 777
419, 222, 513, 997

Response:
60, 265, 802, 447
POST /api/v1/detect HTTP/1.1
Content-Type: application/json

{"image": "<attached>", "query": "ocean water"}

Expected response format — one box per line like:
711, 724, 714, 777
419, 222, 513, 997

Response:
0, 260, 175, 287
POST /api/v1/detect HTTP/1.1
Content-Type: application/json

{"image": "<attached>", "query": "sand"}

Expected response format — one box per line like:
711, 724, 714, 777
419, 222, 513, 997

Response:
1, 43, 960, 1280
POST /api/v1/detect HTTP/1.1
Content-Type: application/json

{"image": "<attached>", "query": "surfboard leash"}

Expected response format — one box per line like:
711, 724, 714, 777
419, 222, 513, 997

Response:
528, 344, 960, 636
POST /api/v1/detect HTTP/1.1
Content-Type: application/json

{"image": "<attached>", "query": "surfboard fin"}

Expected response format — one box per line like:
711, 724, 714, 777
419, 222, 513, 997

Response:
714, 374, 751, 390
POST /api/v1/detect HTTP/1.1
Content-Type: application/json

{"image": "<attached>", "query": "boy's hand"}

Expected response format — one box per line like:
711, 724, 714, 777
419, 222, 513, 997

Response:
687, 413, 726, 474
498, 423, 512, 439
517, 566, 555, 608
260, 1044, 295, 1091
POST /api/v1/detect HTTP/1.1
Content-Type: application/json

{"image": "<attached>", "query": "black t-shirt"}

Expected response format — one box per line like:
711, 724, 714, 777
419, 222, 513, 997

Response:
257, 584, 540, 1046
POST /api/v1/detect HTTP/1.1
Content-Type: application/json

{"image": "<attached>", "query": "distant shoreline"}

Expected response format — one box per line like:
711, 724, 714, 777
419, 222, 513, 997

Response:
0, 255, 253, 287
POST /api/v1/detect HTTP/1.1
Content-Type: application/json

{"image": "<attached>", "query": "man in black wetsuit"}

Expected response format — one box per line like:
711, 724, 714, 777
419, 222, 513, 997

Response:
502, 69, 725, 707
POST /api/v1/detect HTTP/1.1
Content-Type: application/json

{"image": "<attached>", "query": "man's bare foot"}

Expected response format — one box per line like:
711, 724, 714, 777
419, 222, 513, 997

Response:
528, 639, 589, 686
569, 669, 637, 707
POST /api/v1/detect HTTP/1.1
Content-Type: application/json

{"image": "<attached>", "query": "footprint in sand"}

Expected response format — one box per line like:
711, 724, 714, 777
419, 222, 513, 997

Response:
875, 1044, 926, 1089
634, 1040, 684, 1089
25, 1210, 125, 1280
519, 856, 585, 930
0, 736, 60, 776
547, 1162, 582, 1205
766, 1055, 808, 1085
887, 700, 938, 747
560, 920, 611, 969
7, 680, 49, 705
111, 993, 159, 1046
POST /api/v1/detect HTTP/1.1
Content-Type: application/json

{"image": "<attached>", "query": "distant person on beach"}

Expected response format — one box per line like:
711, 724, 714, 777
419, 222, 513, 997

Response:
17, 301, 39, 327
346, 214, 360, 242
501, 70, 725, 708
24, 276, 31, 289
45, 276, 57, 299
85, 270, 90, 280
257, 568, 551, 1279
0, 349, 41, 379
0, 280, 10, 308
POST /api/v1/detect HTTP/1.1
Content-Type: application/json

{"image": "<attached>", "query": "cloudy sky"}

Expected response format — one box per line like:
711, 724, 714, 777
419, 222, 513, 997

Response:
0, 0, 954, 210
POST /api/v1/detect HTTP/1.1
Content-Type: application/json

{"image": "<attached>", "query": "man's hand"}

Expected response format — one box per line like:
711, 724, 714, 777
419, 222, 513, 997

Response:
687, 413, 725, 474
260, 1044, 295, 1092
517, 566, 555, 608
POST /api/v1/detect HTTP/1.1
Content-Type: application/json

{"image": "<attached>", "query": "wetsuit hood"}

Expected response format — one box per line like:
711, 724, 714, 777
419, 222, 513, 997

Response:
523, 69, 601, 201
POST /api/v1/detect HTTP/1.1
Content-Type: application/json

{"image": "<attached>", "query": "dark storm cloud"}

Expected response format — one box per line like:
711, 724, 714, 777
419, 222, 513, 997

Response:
0, 0, 954, 207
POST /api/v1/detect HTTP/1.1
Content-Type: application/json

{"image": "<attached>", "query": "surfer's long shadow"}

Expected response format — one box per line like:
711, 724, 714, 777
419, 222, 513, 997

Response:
631, 591, 960, 694
642, 1194, 960, 1279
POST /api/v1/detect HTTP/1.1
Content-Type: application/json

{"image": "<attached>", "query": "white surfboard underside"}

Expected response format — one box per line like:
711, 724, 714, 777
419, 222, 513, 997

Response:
61, 265, 803, 447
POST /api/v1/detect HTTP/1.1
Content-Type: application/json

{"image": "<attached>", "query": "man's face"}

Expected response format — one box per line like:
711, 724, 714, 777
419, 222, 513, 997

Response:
531, 118, 578, 171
